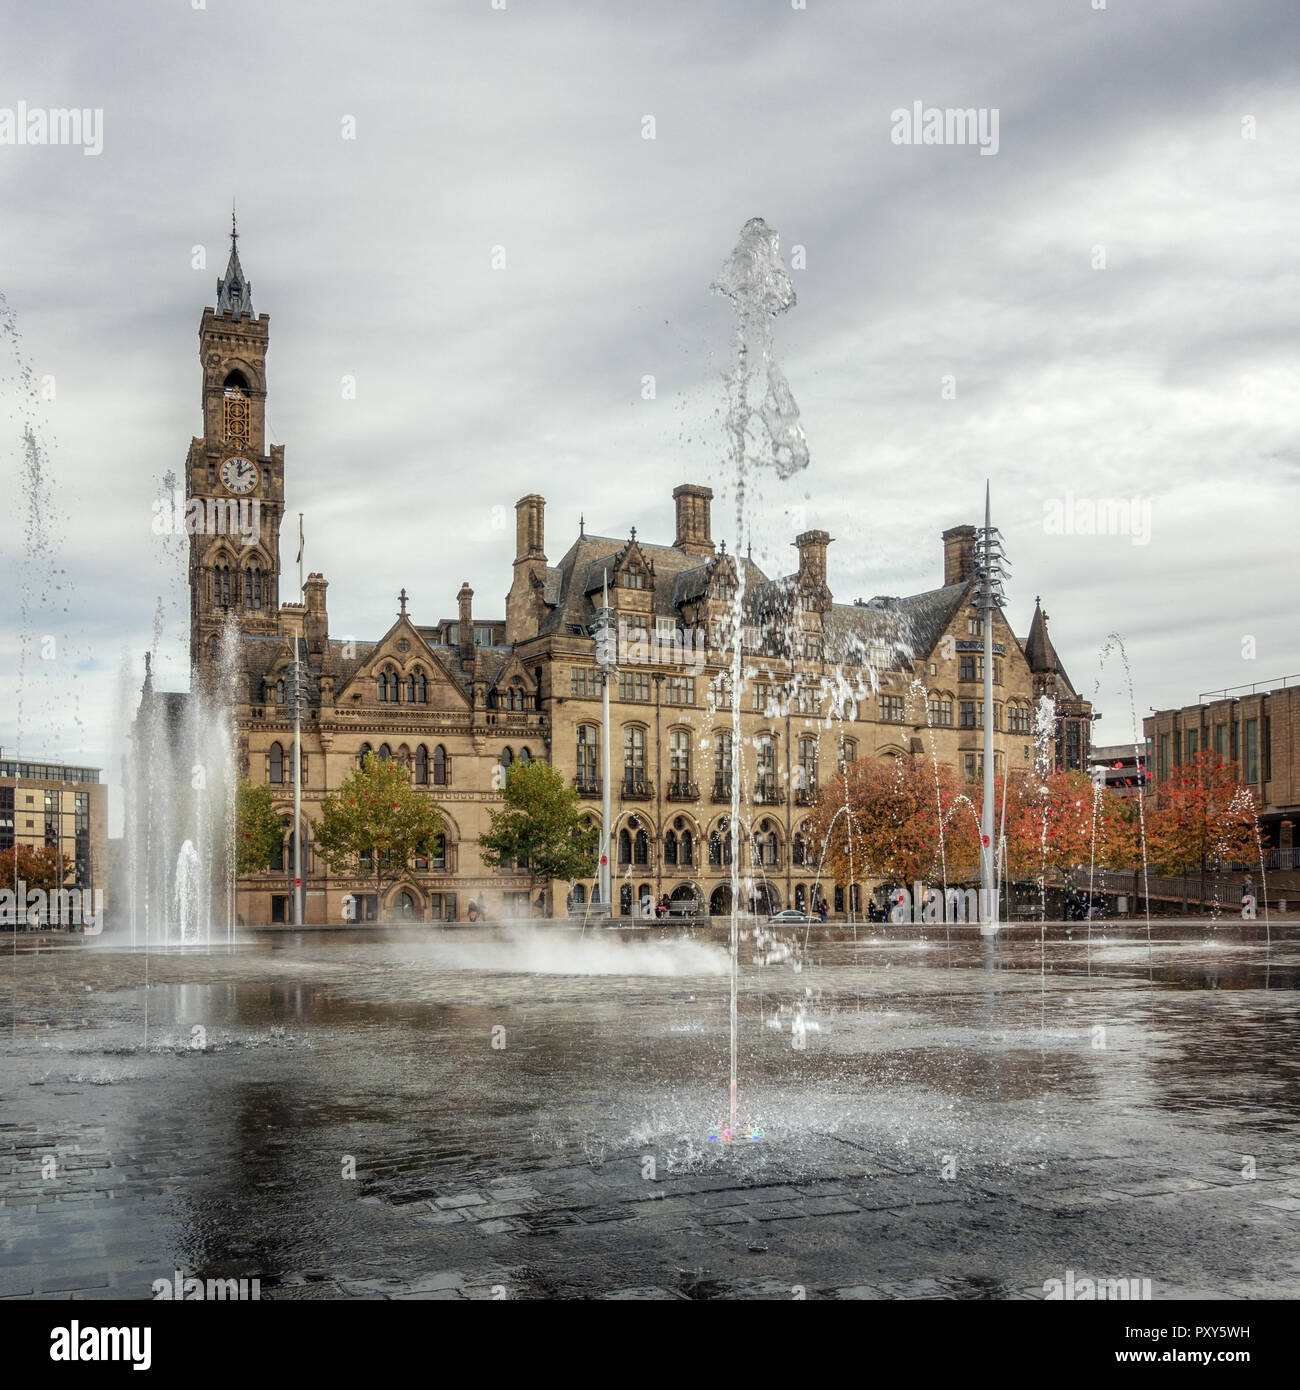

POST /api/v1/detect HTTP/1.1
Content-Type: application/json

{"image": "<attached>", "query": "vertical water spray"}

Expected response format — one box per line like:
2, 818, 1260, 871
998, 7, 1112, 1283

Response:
711, 218, 809, 1134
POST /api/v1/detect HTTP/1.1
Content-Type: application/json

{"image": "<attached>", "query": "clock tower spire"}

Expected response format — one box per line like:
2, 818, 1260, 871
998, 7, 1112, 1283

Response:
186, 215, 284, 681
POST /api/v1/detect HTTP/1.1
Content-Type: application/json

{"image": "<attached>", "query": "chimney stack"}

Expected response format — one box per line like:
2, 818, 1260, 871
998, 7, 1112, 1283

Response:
506, 495, 548, 644
302, 572, 329, 655
673, 483, 714, 557
794, 529, 833, 611
515, 494, 545, 562
942, 524, 976, 587
457, 581, 474, 670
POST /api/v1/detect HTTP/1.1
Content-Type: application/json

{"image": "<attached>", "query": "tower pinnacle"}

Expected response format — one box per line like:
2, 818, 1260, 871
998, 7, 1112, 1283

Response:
216, 209, 253, 317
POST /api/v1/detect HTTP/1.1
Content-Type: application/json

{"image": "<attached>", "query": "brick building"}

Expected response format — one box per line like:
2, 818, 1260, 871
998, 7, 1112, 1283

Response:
1144, 679, 1299, 867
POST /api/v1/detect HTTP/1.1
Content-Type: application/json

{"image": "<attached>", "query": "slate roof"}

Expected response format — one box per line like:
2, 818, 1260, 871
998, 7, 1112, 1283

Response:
538, 534, 768, 639
1023, 599, 1078, 697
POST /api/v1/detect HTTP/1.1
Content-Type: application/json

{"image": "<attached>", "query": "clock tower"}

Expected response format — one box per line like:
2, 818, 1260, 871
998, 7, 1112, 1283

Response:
186, 215, 284, 681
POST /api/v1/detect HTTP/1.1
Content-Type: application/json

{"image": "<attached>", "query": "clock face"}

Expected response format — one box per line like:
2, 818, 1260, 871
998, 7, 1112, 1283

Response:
220, 456, 256, 494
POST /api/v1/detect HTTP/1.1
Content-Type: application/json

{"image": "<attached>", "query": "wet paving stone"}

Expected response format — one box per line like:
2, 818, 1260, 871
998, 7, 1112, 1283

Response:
0, 924, 1297, 1298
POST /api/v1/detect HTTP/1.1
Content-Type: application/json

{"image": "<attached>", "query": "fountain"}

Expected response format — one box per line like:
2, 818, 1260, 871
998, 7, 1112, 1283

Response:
711, 217, 810, 1137
119, 622, 240, 949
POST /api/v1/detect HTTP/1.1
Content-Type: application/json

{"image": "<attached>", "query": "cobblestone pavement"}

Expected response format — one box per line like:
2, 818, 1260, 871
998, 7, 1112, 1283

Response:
1, 924, 1297, 1299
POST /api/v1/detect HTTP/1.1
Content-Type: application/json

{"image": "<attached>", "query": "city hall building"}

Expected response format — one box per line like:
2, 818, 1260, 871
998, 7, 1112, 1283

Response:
161, 229, 1092, 925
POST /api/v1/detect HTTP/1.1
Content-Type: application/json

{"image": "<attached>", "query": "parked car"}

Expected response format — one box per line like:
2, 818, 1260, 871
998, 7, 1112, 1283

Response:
766, 909, 819, 925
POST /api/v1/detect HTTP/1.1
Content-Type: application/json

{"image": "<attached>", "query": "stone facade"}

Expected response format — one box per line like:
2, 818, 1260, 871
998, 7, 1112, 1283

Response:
177, 235, 1093, 924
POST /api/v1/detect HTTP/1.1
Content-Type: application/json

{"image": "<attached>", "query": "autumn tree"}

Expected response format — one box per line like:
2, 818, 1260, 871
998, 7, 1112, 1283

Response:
1003, 770, 1135, 886
312, 752, 443, 902
235, 778, 285, 876
1145, 751, 1257, 902
806, 755, 980, 889
0, 844, 70, 895
478, 757, 599, 907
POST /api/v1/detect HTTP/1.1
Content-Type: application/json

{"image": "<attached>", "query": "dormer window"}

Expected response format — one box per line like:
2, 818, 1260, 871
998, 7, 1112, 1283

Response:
622, 568, 646, 590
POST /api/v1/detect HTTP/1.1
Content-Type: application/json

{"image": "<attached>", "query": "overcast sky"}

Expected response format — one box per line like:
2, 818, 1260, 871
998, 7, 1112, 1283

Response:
1, 0, 1296, 830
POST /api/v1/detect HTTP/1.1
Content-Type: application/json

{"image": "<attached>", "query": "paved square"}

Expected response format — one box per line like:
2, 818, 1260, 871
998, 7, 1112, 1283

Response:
1, 923, 1296, 1300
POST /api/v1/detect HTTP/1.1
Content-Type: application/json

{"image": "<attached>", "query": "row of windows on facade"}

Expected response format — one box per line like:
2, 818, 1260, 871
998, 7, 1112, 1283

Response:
265, 823, 448, 875
614, 818, 819, 868
0, 787, 90, 860
376, 670, 531, 710
209, 565, 270, 610
264, 742, 540, 787
570, 667, 1031, 729
275, 883, 875, 922
580, 727, 827, 790
1155, 717, 1271, 784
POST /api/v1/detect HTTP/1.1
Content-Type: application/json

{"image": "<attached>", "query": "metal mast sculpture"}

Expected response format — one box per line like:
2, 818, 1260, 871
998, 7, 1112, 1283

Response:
593, 571, 617, 913
973, 482, 1009, 933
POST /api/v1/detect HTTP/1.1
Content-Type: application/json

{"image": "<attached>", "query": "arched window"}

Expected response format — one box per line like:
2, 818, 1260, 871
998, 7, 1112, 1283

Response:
378, 743, 392, 763
275, 679, 285, 705
714, 731, 733, 796
840, 736, 857, 768
501, 747, 514, 769
665, 830, 678, 865
417, 672, 427, 703
793, 832, 806, 866
798, 735, 818, 793
620, 883, 633, 916
576, 725, 598, 790
268, 742, 284, 784
518, 747, 531, 764
765, 830, 779, 866
709, 819, 733, 866
222, 372, 251, 445
795, 883, 807, 912
757, 736, 777, 800
670, 729, 691, 789
358, 742, 372, 768
618, 828, 632, 864
407, 674, 416, 702
433, 745, 448, 786
208, 636, 220, 664
271, 816, 292, 872
397, 891, 416, 920
623, 726, 646, 791
377, 673, 387, 702
681, 829, 694, 866
415, 745, 429, 785
634, 830, 649, 865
